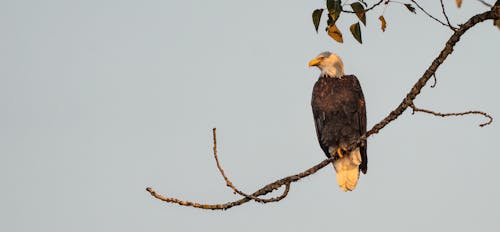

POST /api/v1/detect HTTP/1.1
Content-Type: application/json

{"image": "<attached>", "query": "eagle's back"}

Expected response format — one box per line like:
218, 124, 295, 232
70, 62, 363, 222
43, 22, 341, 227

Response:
311, 75, 367, 173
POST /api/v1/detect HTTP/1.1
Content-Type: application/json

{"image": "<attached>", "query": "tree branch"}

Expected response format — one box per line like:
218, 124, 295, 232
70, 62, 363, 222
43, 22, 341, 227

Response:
146, 6, 499, 210
410, 104, 493, 127
364, 7, 498, 138
146, 140, 334, 210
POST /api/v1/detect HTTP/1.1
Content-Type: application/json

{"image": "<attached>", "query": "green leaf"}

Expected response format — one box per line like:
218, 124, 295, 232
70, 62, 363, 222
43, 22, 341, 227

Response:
326, 14, 334, 28
350, 22, 362, 44
312, 9, 324, 33
326, 0, 341, 12
326, 0, 342, 24
350, 2, 366, 26
404, 4, 416, 14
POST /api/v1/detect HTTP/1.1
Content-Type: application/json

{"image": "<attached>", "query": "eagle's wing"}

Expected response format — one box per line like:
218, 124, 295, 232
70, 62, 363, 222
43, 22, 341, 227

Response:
312, 104, 332, 157
352, 76, 368, 174
311, 77, 339, 158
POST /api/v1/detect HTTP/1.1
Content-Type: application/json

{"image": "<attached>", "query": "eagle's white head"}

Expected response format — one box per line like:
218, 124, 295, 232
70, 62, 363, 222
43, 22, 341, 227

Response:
308, 51, 345, 78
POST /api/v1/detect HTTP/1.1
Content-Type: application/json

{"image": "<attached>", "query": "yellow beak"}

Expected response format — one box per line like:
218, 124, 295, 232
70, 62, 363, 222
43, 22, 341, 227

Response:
308, 58, 321, 67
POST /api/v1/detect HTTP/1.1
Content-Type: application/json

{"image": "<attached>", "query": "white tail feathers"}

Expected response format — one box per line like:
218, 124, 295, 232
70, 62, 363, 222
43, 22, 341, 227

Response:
333, 148, 362, 192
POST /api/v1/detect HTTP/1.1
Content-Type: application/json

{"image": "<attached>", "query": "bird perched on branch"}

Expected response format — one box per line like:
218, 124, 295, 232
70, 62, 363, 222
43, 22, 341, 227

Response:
308, 51, 367, 192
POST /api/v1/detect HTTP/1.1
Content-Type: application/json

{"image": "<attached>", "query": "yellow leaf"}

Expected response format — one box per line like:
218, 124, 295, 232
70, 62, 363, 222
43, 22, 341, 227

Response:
379, 15, 387, 32
327, 24, 343, 43
456, 0, 462, 8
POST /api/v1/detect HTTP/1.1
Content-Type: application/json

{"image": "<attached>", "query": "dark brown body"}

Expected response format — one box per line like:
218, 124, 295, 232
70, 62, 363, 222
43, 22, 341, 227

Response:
311, 75, 367, 174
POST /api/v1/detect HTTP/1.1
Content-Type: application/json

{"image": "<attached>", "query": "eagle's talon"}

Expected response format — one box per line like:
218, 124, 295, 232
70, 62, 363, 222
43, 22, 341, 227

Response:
336, 147, 345, 158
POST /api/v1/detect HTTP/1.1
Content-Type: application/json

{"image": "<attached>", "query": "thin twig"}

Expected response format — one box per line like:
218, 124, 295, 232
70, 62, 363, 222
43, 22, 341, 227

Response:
411, 104, 493, 127
478, 0, 493, 8
343, 0, 384, 13
430, 73, 437, 88
411, 0, 457, 31
440, 0, 457, 31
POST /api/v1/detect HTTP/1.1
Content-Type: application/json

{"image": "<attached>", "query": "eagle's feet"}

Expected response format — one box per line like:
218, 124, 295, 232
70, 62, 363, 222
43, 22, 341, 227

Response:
336, 147, 347, 158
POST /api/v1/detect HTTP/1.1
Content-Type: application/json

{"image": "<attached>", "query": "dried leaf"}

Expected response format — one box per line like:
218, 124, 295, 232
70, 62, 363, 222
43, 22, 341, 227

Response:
379, 15, 387, 32
404, 4, 416, 14
351, 2, 366, 26
350, 22, 362, 44
495, 19, 500, 30
312, 9, 324, 33
456, 0, 462, 8
327, 24, 344, 43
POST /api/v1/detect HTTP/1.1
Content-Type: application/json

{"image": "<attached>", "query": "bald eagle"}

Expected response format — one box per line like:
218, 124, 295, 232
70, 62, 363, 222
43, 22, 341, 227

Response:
308, 52, 367, 192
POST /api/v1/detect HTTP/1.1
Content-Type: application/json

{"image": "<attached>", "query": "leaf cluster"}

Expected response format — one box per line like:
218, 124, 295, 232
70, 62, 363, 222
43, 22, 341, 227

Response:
312, 0, 377, 44
312, 0, 499, 44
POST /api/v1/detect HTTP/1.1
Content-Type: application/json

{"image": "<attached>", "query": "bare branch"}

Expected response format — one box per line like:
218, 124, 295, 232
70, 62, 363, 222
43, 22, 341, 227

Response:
146, 145, 334, 210
364, 7, 498, 138
146, 7, 500, 210
440, 0, 457, 30
146, 186, 250, 210
411, 104, 493, 127
477, 0, 493, 8
410, 0, 457, 31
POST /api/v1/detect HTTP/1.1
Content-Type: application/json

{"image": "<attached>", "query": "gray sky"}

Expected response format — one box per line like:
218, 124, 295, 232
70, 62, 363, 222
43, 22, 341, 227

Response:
1, 1, 499, 231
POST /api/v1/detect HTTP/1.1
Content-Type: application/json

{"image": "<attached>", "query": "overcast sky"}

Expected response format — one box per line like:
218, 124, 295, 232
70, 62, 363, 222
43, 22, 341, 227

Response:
1, 1, 499, 231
